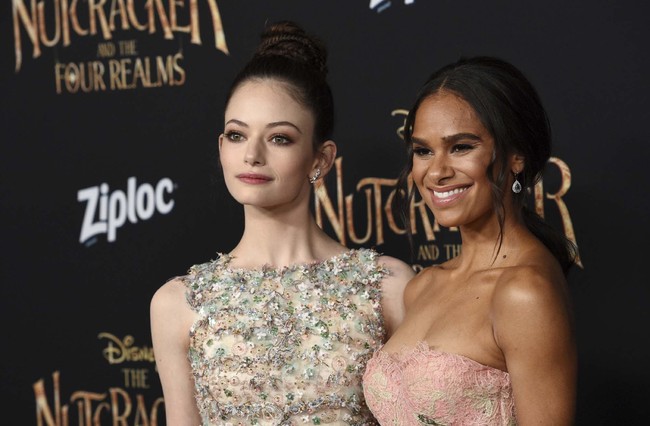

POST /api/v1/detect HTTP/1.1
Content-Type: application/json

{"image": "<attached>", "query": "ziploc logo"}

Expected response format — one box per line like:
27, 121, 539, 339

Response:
78, 177, 176, 245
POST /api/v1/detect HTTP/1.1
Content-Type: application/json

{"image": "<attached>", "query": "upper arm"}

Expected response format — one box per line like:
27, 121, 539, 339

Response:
150, 278, 202, 425
377, 255, 415, 337
493, 268, 576, 425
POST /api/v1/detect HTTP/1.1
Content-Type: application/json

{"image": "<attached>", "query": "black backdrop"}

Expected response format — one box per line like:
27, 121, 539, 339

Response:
2, 1, 649, 424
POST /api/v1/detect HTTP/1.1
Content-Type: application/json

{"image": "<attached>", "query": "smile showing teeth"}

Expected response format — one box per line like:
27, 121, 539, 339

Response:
433, 187, 467, 199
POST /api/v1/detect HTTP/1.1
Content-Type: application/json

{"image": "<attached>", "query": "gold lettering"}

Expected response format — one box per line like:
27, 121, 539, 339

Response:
417, 244, 440, 261
189, 0, 200, 44
126, 0, 146, 30
151, 397, 164, 424
92, 61, 106, 90
391, 108, 409, 139
99, 332, 129, 363
94, 402, 110, 424
314, 159, 441, 247
61, 0, 70, 45
172, 52, 185, 85
409, 176, 437, 239
121, 58, 133, 88
134, 395, 150, 425
132, 57, 148, 87
98, 332, 156, 364
206, 0, 229, 54
97, 41, 116, 57
314, 158, 346, 245
444, 243, 461, 259
109, 58, 122, 89
54, 61, 108, 94
154, 55, 169, 86
54, 62, 65, 94
79, 62, 92, 92
13, 0, 40, 72
34, 371, 163, 425
15, 0, 227, 73
345, 189, 373, 244
118, 39, 137, 55
71, 390, 107, 425
108, 0, 129, 31
64, 62, 80, 92
110, 387, 132, 425
88, 0, 111, 38
385, 185, 406, 235
34, 371, 62, 426
69, 0, 88, 36
170, 0, 190, 33
37, 0, 60, 47
357, 178, 394, 245
122, 368, 150, 388
537, 157, 583, 268
146, 0, 173, 39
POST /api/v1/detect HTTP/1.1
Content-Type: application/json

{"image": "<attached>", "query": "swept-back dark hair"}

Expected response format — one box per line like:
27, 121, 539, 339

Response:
396, 56, 576, 274
224, 20, 334, 148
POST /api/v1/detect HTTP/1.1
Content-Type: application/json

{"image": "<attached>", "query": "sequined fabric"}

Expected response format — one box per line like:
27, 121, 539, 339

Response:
363, 342, 517, 425
184, 249, 387, 425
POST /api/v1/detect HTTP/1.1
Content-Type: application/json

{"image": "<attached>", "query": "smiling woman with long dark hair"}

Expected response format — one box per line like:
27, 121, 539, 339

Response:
363, 56, 577, 425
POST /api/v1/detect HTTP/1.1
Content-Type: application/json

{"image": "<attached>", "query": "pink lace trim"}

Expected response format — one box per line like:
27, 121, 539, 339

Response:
363, 342, 516, 425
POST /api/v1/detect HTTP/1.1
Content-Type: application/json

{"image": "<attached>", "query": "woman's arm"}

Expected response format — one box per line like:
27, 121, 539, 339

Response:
377, 256, 416, 337
150, 278, 202, 425
493, 266, 577, 425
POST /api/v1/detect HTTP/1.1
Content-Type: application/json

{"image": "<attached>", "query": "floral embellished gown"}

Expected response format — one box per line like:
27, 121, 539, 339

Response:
184, 249, 387, 425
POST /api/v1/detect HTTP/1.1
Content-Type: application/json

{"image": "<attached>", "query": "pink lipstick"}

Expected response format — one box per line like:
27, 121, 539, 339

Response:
236, 173, 273, 184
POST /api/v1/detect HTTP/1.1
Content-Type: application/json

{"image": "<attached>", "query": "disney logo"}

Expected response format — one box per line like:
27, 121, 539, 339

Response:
98, 332, 155, 364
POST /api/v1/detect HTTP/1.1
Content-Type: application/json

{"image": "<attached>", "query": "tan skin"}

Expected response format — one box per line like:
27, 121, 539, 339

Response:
150, 79, 414, 425
382, 91, 576, 425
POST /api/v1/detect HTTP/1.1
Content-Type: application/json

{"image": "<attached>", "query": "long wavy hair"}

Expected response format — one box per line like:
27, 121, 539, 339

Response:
395, 56, 576, 273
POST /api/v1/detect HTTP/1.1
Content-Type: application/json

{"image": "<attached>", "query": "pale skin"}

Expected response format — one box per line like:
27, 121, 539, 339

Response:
382, 91, 576, 425
150, 79, 414, 425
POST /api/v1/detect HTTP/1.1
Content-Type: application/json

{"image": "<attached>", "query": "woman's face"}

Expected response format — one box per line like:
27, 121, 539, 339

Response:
410, 91, 496, 228
219, 79, 318, 210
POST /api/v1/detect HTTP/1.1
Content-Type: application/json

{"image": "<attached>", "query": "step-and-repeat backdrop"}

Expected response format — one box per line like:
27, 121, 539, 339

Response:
2, 1, 648, 424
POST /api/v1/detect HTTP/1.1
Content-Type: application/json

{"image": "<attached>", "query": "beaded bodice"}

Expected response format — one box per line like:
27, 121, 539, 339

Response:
184, 249, 387, 425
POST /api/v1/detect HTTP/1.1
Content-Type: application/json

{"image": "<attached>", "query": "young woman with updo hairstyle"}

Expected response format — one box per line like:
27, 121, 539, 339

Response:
362, 57, 577, 425
150, 21, 413, 425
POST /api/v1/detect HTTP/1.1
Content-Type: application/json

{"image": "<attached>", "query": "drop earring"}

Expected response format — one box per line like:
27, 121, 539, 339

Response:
309, 168, 321, 184
512, 171, 522, 193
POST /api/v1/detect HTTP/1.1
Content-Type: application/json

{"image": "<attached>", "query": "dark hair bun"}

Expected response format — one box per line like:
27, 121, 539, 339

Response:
255, 21, 328, 76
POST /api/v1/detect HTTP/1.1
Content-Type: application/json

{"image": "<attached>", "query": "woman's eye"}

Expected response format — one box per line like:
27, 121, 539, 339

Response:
451, 144, 473, 153
413, 147, 432, 157
270, 135, 292, 145
224, 131, 244, 142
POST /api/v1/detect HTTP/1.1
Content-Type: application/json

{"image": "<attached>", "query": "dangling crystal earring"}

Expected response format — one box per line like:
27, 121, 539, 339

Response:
512, 171, 522, 193
309, 168, 321, 184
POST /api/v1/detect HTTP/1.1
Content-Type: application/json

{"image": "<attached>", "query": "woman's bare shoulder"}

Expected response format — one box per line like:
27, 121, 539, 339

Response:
493, 253, 567, 303
377, 255, 415, 281
491, 260, 571, 337
150, 276, 191, 317
402, 263, 445, 305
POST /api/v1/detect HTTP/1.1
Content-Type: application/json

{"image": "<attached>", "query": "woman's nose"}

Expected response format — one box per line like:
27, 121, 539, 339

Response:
244, 139, 265, 166
428, 153, 453, 182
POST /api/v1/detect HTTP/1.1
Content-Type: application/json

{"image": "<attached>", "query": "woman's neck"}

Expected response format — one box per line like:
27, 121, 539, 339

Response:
229, 204, 345, 268
453, 208, 529, 271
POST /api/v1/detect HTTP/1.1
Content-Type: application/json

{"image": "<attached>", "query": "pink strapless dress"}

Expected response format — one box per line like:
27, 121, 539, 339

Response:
362, 342, 516, 425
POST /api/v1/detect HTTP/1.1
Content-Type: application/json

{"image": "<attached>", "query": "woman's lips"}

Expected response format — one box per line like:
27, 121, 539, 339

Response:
236, 173, 273, 184
430, 186, 469, 205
